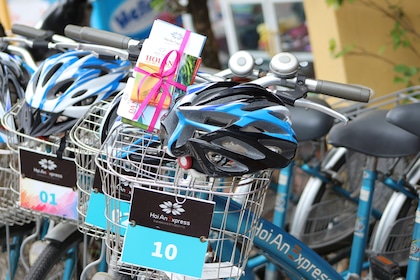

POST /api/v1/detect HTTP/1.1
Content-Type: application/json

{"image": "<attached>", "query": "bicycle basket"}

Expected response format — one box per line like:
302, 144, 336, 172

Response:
0, 146, 35, 225
2, 99, 77, 223
69, 97, 116, 238
95, 123, 271, 279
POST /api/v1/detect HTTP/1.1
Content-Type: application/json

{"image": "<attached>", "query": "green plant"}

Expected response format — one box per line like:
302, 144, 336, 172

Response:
327, 0, 420, 87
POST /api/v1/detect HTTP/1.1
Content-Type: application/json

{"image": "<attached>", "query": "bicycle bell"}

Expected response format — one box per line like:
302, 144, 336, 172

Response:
228, 50, 255, 77
269, 52, 299, 79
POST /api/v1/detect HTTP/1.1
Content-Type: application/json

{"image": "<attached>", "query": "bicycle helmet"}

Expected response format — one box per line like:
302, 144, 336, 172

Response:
22, 49, 131, 137
0, 52, 31, 142
160, 82, 298, 177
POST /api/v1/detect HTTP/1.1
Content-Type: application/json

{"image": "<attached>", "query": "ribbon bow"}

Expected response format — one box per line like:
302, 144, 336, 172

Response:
132, 31, 191, 132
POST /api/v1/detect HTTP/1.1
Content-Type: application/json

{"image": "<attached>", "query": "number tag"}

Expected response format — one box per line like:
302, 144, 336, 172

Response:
18, 148, 77, 220
85, 167, 131, 234
121, 187, 215, 278
122, 226, 208, 277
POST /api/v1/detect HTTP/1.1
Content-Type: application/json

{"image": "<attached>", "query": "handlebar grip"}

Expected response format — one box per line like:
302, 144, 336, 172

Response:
64, 24, 133, 49
312, 80, 372, 102
11, 24, 51, 39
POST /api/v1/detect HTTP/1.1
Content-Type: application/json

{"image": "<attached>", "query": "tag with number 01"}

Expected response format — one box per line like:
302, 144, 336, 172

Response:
121, 187, 215, 278
19, 148, 78, 220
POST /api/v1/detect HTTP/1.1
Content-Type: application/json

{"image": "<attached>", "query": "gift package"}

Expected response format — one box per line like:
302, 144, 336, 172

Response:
117, 19, 206, 131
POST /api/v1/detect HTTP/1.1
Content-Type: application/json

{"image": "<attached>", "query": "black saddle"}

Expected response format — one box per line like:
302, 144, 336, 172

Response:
386, 103, 420, 137
288, 96, 334, 142
328, 109, 420, 157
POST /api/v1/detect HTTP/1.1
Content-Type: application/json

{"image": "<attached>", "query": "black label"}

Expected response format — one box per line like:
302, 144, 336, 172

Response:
129, 187, 215, 238
19, 148, 76, 188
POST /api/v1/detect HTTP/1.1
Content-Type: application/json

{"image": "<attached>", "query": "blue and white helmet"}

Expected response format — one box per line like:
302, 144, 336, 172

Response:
160, 82, 298, 177
0, 52, 32, 143
22, 49, 131, 137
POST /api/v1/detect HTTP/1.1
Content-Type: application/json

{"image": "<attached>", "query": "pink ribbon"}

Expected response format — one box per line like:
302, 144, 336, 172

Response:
132, 30, 191, 132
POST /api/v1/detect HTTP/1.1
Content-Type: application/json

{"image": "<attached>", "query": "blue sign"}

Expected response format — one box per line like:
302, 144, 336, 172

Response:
122, 226, 208, 277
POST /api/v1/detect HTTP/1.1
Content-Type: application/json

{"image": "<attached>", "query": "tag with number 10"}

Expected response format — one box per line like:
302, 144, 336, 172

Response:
121, 187, 215, 278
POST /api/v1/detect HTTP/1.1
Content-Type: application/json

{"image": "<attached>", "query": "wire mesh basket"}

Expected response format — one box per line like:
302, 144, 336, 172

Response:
371, 214, 414, 267
0, 144, 35, 225
69, 97, 115, 238
95, 123, 271, 279
1, 100, 77, 223
298, 151, 407, 255
299, 196, 357, 251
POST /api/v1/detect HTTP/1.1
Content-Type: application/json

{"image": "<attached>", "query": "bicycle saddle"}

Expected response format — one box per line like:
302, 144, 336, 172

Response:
328, 109, 420, 157
386, 103, 420, 138
288, 96, 334, 142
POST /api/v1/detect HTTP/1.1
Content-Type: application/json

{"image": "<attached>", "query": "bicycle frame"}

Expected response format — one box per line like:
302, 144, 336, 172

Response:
212, 195, 343, 279
213, 154, 420, 280
406, 191, 420, 279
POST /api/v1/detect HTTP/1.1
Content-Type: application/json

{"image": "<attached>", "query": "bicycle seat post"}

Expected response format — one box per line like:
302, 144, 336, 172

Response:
347, 156, 378, 277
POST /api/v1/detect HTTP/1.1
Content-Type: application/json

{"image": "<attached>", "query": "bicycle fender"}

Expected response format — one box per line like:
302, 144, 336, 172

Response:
43, 222, 78, 243
370, 192, 409, 252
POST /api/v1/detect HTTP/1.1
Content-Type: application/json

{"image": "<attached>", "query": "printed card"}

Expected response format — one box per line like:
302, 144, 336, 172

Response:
19, 148, 77, 220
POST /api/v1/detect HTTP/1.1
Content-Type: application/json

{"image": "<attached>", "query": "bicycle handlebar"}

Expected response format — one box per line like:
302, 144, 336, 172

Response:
64, 24, 141, 49
310, 79, 371, 102
12, 24, 51, 39
253, 75, 371, 103
289, 77, 371, 103
11, 24, 75, 44
60, 24, 372, 104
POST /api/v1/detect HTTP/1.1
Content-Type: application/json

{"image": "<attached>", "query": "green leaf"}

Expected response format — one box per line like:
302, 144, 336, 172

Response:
329, 38, 337, 53
394, 64, 409, 73
335, 44, 355, 58
377, 45, 386, 54
393, 75, 410, 84
402, 39, 411, 48
150, 0, 166, 11
408, 66, 419, 76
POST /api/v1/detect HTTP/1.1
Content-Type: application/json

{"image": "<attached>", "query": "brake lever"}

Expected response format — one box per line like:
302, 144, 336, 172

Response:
6, 45, 38, 70
294, 98, 348, 124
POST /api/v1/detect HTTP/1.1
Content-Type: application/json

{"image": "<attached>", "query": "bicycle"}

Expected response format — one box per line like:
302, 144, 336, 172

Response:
0, 36, 40, 280
0, 24, 132, 279
7, 20, 416, 280
383, 102, 420, 279
290, 86, 420, 261
6, 22, 388, 280
56, 24, 380, 280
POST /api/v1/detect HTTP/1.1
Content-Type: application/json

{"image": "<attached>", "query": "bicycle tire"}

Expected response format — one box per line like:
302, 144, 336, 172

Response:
290, 147, 357, 254
370, 191, 416, 267
23, 229, 84, 280
290, 148, 400, 256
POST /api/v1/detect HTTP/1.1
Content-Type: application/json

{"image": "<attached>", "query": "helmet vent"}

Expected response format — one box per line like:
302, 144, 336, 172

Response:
240, 121, 287, 134
74, 94, 96, 107
42, 63, 63, 87
72, 90, 88, 99
204, 117, 234, 127
51, 80, 73, 99
85, 65, 110, 77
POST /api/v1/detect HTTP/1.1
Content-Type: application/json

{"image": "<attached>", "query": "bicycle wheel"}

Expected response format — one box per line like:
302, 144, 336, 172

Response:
23, 229, 84, 280
291, 148, 409, 256
290, 147, 357, 254
370, 191, 416, 268
0, 222, 37, 279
